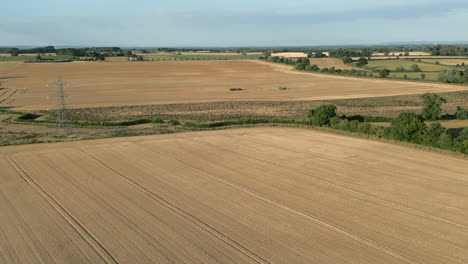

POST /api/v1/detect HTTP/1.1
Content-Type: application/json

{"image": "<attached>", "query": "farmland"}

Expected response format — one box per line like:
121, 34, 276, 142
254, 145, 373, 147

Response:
1, 60, 467, 111
0, 55, 73, 62
420, 58, 468, 66
309, 58, 362, 70
1, 127, 468, 263
366, 59, 453, 72
138, 53, 261, 61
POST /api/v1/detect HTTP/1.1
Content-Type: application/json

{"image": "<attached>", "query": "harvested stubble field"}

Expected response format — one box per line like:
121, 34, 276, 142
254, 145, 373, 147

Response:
308, 57, 363, 70
44, 90, 468, 123
1, 127, 467, 263
1, 60, 467, 111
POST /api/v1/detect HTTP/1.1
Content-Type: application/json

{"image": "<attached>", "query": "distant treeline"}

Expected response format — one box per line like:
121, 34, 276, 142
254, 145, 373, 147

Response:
0, 47, 19, 54
17, 46, 56, 54
150, 45, 468, 57
0, 46, 55, 55
56, 47, 122, 57
2, 45, 468, 57
0, 46, 122, 56
423, 45, 468, 56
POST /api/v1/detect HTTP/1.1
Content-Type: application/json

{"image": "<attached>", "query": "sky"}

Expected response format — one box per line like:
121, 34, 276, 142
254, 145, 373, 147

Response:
2, 0, 468, 47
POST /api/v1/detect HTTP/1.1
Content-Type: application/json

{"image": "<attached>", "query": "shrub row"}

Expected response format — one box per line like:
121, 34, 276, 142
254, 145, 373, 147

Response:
307, 104, 468, 154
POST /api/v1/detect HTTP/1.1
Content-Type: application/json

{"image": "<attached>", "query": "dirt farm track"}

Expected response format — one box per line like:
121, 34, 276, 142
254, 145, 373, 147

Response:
1, 128, 468, 263
1, 60, 467, 110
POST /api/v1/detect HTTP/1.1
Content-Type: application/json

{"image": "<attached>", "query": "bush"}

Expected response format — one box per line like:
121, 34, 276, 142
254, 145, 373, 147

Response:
168, 120, 181, 125
421, 93, 447, 120
378, 69, 391, 78
308, 105, 337, 126
342, 57, 353, 64
389, 112, 427, 143
411, 64, 422, 72
422, 123, 446, 146
230, 88, 243, 91
17, 113, 41, 120
455, 106, 468, 120
356, 57, 368, 67
438, 133, 454, 149
311, 64, 320, 71
278, 85, 287, 90
151, 118, 164, 123
438, 69, 468, 84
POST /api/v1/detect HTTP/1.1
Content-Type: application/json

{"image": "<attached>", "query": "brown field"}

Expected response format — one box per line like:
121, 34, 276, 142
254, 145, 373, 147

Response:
1, 127, 467, 263
1, 60, 467, 111
309, 58, 363, 70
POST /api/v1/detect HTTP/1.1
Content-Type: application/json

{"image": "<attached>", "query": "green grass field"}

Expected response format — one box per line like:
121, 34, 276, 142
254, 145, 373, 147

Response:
389, 72, 441, 81
366, 59, 454, 72
420, 58, 468, 66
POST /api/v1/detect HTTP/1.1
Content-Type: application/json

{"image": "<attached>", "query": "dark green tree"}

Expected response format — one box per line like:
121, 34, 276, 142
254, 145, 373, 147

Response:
455, 106, 468, 120
378, 68, 391, 78
422, 123, 446, 146
438, 133, 454, 149
420, 93, 447, 120
389, 112, 427, 142
411, 64, 422, 72
356, 57, 368, 67
342, 57, 353, 64
308, 105, 337, 126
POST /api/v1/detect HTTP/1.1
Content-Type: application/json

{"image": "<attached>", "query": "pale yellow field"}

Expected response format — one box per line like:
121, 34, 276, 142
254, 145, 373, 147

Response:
1, 60, 467, 111
271, 52, 308, 58
1, 127, 467, 263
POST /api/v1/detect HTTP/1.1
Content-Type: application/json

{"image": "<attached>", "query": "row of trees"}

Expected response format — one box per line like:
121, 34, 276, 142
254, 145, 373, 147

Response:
307, 94, 468, 153
438, 69, 468, 84
328, 48, 373, 58
16, 46, 56, 54
265, 56, 391, 78
56, 48, 107, 60
424, 45, 468, 56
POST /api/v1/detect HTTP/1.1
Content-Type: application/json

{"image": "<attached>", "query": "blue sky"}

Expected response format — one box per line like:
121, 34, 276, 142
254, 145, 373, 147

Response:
2, 0, 468, 46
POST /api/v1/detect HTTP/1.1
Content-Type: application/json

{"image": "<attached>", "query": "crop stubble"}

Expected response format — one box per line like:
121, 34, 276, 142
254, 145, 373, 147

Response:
1, 60, 467, 110
1, 128, 467, 263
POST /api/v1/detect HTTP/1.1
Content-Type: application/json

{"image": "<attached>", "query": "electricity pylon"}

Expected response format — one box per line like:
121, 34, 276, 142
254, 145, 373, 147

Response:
54, 76, 72, 137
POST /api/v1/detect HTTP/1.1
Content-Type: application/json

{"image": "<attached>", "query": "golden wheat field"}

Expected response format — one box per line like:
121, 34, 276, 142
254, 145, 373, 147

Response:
1, 60, 467, 110
0, 128, 467, 263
